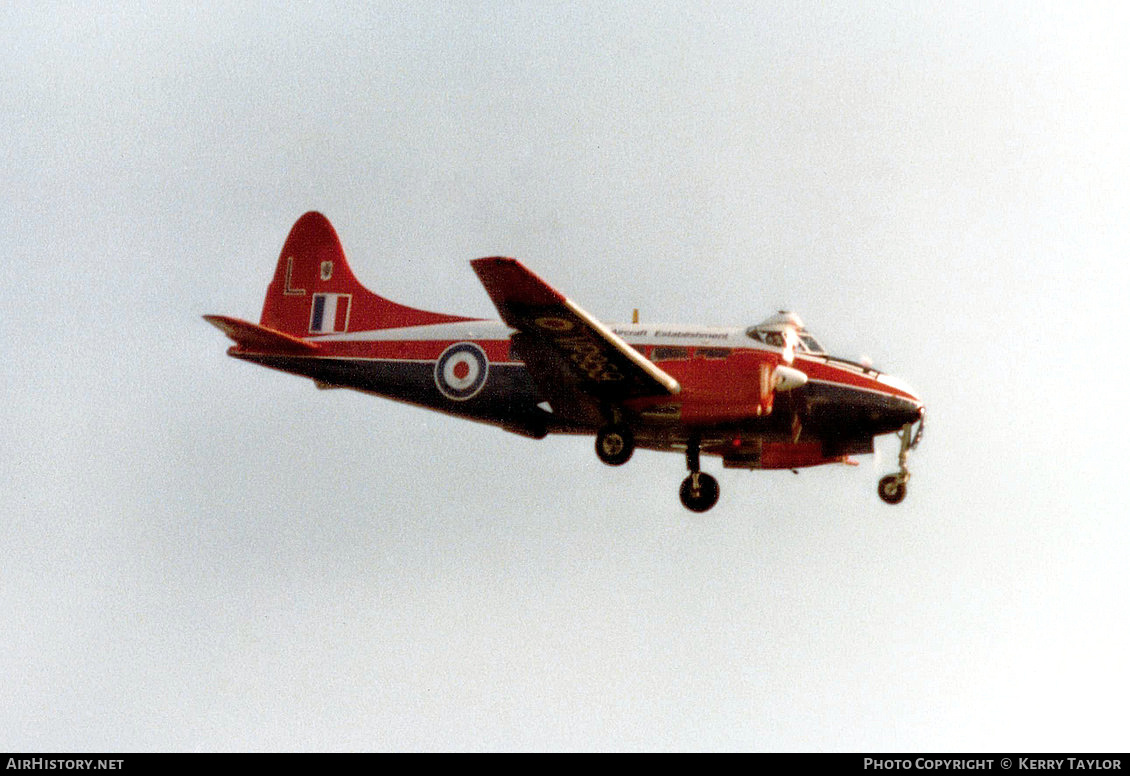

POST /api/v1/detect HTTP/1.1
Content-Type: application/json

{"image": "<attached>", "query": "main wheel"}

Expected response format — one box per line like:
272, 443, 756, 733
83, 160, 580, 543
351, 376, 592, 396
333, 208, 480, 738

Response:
595, 424, 634, 466
878, 474, 907, 505
679, 472, 720, 513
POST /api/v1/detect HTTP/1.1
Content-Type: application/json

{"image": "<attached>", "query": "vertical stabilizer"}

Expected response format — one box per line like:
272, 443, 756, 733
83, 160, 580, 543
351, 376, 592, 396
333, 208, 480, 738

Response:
259, 212, 475, 336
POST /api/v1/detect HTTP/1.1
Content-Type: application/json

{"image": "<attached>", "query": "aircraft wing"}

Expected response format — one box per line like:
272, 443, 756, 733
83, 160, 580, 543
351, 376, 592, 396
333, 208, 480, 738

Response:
470, 257, 681, 404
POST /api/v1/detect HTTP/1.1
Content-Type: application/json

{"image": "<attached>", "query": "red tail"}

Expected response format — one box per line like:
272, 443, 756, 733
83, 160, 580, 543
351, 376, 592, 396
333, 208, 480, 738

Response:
259, 212, 475, 336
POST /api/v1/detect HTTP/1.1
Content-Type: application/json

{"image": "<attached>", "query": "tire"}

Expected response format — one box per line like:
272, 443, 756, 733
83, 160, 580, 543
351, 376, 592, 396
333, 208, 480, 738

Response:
878, 474, 907, 505
679, 472, 720, 513
595, 425, 634, 466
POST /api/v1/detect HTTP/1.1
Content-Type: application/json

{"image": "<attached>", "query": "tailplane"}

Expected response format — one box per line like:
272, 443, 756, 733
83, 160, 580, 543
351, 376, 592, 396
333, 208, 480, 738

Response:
259, 212, 475, 337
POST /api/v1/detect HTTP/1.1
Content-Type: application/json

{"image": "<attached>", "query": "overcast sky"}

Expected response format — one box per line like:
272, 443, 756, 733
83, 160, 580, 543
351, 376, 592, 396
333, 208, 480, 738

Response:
3, 1, 1128, 752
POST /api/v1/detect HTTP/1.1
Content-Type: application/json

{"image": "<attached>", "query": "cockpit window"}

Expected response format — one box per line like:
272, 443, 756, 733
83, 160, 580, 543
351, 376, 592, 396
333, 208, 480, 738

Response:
798, 334, 824, 354
746, 315, 826, 355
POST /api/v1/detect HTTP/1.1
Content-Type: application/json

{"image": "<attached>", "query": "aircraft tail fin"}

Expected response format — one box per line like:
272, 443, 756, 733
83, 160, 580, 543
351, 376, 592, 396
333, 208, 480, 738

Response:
259, 212, 475, 337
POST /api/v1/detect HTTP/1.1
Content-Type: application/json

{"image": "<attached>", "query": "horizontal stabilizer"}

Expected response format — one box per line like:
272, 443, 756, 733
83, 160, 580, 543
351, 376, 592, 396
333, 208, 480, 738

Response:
203, 315, 319, 354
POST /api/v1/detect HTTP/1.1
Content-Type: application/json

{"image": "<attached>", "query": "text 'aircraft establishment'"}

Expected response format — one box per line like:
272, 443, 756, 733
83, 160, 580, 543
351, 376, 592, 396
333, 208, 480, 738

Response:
206, 212, 925, 512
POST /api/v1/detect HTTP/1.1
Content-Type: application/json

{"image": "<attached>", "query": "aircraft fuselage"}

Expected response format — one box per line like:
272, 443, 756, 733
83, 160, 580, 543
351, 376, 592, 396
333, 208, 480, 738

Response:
228, 318, 923, 470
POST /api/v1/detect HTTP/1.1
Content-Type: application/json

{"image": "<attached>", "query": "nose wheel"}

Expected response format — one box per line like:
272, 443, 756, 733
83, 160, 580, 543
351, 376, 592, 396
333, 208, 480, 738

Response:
679, 435, 719, 512
878, 417, 924, 505
878, 473, 907, 504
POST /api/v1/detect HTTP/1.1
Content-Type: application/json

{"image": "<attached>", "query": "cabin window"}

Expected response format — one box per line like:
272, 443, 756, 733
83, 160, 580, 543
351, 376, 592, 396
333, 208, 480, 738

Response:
651, 346, 689, 361
697, 347, 731, 359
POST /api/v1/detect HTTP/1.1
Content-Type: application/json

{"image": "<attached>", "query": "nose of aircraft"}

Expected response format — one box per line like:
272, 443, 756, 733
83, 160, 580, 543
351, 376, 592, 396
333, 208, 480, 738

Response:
877, 373, 925, 428
898, 395, 926, 427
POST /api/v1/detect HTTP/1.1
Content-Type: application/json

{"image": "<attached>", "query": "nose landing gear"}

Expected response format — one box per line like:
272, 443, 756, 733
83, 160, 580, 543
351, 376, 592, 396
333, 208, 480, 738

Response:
878, 416, 924, 505
878, 473, 908, 504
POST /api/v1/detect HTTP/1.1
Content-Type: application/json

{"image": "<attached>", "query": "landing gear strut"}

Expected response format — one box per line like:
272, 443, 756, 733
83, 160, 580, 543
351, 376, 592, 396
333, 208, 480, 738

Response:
878, 417, 924, 505
679, 436, 719, 513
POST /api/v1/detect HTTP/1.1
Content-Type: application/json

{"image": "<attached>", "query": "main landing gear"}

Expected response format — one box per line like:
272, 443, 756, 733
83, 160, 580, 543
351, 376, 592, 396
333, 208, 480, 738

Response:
595, 423, 634, 466
878, 418, 924, 505
679, 436, 719, 513
595, 426, 719, 512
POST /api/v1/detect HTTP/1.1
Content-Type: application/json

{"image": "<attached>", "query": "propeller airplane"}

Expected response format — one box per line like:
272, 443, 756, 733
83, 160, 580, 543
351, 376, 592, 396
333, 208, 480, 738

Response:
206, 212, 925, 512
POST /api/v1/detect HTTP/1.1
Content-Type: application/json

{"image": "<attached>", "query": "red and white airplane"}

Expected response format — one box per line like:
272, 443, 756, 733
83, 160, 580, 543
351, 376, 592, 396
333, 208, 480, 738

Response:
206, 212, 925, 512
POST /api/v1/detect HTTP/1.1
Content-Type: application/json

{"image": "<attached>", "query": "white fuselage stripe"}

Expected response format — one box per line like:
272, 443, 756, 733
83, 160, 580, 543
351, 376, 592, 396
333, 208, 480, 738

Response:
306, 322, 914, 399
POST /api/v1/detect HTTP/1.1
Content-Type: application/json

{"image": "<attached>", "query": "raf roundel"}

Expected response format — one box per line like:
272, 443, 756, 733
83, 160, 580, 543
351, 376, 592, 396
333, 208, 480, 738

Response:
435, 342, 489, 401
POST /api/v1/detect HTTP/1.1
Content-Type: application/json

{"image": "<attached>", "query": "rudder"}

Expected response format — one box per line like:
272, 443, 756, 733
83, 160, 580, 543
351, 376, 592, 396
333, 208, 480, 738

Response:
260, 212, 474, 337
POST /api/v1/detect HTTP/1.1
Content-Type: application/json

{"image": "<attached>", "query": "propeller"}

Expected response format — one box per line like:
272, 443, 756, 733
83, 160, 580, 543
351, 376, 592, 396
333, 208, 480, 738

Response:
781, 323, 799, 365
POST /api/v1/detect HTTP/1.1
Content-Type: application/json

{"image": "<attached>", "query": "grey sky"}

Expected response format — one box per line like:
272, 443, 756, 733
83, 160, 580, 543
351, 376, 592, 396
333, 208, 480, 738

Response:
3, 1, 1127, 751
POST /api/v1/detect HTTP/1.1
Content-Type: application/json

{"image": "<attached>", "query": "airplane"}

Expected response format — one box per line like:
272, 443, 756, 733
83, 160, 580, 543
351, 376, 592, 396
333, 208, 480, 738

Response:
205, 212, 925, 512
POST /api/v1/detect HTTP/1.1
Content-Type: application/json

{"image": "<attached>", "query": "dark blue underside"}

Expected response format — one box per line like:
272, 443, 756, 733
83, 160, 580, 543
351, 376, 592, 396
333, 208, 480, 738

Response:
231, 352, 920, 445
233, 353, 560, 437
